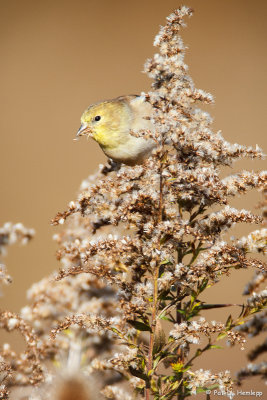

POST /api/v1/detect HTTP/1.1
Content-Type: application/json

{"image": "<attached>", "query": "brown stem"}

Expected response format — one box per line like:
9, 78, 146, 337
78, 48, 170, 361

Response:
146, 159, 165, 400
158, 170, 163, 223
145, 381, 150, 400
177, 229, 184, 400
146, 271, 159, 399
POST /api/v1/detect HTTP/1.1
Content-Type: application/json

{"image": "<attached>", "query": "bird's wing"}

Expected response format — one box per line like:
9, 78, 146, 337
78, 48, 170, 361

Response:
129, 96, 154, 132
115, 94, 139, 103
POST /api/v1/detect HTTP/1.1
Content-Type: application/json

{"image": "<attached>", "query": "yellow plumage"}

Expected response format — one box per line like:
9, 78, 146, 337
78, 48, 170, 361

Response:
76, 95, 155, 165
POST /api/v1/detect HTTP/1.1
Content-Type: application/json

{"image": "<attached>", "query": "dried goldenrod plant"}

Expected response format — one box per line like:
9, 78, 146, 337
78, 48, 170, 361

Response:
0, 222, 35, 292
0, 6, 266, 400
236, 188, 267, 386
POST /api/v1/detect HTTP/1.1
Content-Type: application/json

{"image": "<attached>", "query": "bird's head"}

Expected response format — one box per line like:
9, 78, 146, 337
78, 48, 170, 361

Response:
76, 100, 130, 148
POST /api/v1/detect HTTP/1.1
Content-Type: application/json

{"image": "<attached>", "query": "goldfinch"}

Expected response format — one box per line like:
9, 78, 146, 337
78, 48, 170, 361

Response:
76, 95, 155, 165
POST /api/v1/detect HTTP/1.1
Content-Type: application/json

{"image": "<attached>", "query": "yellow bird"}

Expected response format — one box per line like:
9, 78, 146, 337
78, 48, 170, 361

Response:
76, 95, 155, 165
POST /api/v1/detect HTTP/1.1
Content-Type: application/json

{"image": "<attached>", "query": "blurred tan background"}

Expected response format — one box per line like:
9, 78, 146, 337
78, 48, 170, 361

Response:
0, 0, 266, 397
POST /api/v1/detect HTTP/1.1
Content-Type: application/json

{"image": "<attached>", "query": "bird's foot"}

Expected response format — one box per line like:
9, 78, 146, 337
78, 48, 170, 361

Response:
101, 159, 122, 175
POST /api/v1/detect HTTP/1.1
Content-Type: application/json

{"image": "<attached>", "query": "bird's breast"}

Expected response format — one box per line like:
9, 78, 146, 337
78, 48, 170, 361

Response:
101, 135, 155, 165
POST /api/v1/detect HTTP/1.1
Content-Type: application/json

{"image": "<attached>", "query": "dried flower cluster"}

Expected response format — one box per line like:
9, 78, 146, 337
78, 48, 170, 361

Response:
236, 188, 267, 385
0, 6, 266, 400
0, 222, 35, 292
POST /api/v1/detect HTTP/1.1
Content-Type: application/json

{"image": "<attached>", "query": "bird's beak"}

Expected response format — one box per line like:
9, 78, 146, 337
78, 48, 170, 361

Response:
76, 123, 92, 138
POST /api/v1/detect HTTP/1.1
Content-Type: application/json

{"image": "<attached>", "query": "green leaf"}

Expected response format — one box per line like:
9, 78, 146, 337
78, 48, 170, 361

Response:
129, 366, 147, 381
160, 259, 172, 266
190, 291, 197, 303
128, 320, 152, 332
225, 314, 233, 329
159, 315, 173, 321
151, 378, 158, 393
199, 303, 235, 310
170, 380, 180, 391
159, 291, 173, 301
111, 327, 122, 336
182, 365, 191, 373
157, 376, 162, 389
196, 387, 209, 394
195, 349, 202, 357
153, 355, 162, 369
217, 332, 227, 340
192, 301, 201, 310
199, 278, 209, 292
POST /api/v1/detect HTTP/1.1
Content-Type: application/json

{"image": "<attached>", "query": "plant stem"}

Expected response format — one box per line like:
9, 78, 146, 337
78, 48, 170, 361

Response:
146, 268, 159, 400
177, 222, 184, 400
145, 161, 164, 400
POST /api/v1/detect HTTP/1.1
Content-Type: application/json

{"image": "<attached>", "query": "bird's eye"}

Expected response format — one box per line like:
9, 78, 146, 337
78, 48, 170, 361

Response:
94, 115, 101, 122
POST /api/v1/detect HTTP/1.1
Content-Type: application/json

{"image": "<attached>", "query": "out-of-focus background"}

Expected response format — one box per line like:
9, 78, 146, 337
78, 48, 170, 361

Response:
0, 0, 266, 397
